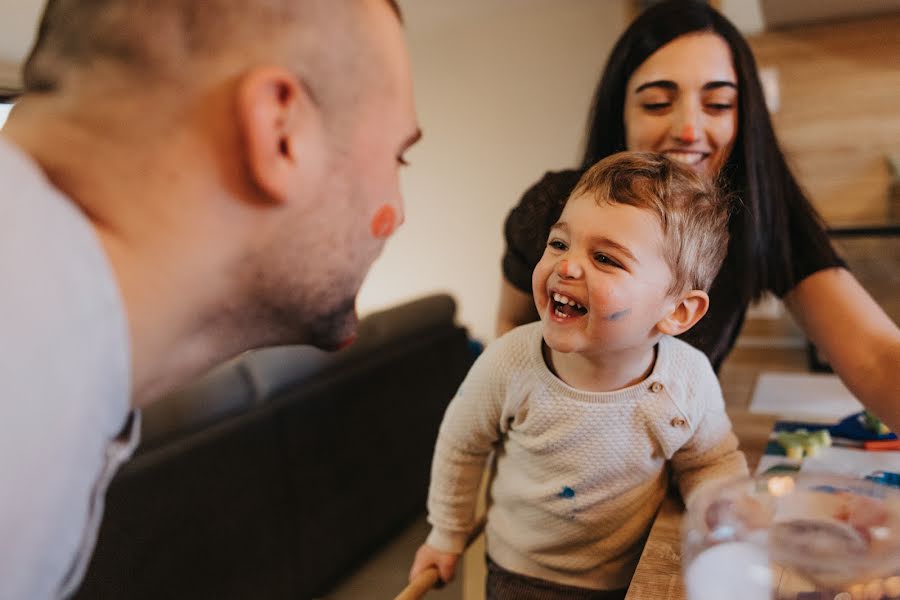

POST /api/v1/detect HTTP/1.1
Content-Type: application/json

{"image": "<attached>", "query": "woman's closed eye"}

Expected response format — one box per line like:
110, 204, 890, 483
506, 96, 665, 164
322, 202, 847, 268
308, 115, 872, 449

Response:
705, 102, 734, 113
641, 102, 671, 112
703, 91, 737, 113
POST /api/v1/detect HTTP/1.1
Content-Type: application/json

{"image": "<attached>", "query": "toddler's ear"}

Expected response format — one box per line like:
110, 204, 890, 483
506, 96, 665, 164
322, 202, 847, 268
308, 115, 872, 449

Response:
657, 290, 709, 337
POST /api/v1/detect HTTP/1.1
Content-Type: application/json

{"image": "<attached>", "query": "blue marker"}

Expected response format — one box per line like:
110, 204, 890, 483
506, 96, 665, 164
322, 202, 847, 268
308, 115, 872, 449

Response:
866, 471, 900, 489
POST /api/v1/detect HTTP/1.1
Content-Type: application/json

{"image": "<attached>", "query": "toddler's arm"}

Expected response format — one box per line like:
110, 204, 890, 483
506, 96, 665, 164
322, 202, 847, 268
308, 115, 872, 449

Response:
670, 363, 749, 509
408, 543, 460, 584
423, 347, 507, 555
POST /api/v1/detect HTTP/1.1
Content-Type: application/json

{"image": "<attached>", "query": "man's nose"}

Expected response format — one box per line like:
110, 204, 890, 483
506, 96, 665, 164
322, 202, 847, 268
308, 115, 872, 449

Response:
395, 195, 406, 227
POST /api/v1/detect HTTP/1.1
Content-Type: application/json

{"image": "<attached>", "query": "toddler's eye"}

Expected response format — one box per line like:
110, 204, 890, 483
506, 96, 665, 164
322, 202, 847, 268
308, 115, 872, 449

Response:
548, 240, 567, 251
594, 253, 621, 268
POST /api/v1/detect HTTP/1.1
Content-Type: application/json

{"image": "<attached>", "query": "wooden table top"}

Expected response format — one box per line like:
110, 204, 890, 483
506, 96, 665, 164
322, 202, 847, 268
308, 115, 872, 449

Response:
624, 411, 778, 600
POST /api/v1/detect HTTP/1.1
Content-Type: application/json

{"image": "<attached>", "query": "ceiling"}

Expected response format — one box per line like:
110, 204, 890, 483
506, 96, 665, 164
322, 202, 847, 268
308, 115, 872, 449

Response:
397, 0, 562, 37
1, 0, 898, 67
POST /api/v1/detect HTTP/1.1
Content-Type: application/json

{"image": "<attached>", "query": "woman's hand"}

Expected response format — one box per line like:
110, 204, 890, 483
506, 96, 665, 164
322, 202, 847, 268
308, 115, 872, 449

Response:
409, 543, 460, 585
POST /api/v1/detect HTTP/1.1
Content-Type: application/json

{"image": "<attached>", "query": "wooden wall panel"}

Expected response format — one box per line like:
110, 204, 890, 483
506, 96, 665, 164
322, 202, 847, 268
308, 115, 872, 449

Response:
748, 14, 900, 225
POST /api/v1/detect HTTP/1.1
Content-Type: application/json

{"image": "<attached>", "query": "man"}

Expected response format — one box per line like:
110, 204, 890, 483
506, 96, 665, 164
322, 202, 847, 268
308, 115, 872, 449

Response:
0, 0, 419, 597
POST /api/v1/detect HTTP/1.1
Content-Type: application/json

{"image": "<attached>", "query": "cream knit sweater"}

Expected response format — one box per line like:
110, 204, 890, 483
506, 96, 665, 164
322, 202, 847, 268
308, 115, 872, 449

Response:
425, 322, 748, 590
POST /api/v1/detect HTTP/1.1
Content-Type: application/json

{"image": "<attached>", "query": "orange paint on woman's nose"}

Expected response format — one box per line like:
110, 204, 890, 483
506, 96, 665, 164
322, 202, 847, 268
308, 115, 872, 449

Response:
680, 123, 698, 142
371, 205, 397, 239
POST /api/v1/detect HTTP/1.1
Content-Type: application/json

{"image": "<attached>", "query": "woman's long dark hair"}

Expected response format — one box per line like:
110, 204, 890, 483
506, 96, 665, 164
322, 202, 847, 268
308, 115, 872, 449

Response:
581, 0, 835, 304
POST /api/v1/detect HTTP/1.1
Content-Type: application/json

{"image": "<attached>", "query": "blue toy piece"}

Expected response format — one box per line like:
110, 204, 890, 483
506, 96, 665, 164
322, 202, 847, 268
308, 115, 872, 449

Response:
774, 411, 897, 442
866, 471, 900, 489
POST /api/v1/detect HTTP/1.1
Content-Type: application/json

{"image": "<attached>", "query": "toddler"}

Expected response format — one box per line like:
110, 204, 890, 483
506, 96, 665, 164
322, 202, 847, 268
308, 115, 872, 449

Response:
410, 152, 748, 600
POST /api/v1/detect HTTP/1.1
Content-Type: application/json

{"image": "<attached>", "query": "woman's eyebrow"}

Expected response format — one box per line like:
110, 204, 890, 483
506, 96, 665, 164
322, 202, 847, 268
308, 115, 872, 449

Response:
703, 81, 738, 91
634, 80, 677, 93
634, 80, 737, 94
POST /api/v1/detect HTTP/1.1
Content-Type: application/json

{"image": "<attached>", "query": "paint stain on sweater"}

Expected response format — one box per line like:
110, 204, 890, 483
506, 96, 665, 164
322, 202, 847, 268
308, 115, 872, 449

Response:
558, 486, 575, 499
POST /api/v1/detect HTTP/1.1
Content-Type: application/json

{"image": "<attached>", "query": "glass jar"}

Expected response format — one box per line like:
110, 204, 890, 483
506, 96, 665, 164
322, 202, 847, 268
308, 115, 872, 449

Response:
682, 474, 900, 600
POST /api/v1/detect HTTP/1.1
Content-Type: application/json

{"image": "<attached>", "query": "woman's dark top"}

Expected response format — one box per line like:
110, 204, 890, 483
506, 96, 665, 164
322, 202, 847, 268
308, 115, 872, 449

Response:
502, 170, 846, 372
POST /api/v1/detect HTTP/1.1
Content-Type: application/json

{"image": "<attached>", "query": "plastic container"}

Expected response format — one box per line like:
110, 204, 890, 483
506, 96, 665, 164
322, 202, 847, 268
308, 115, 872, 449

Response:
682, 474, 900, 600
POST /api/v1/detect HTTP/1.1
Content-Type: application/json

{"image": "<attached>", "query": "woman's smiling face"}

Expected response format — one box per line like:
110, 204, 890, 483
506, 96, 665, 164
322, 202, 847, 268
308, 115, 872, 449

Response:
623, 32, 739, 179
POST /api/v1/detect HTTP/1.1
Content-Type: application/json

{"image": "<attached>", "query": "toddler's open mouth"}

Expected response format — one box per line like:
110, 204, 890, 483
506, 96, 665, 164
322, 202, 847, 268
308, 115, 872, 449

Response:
552, 292, 588, 319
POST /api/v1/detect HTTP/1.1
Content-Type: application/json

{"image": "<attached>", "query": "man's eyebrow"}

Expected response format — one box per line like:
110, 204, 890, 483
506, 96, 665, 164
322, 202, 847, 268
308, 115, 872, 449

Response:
400, 127, 423, 153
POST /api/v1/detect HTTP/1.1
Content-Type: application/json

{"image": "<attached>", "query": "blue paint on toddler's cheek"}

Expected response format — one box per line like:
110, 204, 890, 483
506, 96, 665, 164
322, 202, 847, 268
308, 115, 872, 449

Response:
558, 486, 575, 499
605, 308, 631, 321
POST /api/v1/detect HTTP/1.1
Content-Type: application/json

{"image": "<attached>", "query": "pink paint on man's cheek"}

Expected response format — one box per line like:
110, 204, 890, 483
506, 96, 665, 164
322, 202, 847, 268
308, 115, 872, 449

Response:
370, 205, 397, 240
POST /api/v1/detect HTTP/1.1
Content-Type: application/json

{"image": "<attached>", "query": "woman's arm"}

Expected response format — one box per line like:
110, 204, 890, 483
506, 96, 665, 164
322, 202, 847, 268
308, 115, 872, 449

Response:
784, 267, 900, 431
495, 279, 538, 337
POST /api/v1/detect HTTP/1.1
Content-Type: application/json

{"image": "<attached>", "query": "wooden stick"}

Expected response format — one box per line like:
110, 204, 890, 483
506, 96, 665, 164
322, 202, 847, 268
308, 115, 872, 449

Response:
392, 517, 487, 600
395, 567, 441, 600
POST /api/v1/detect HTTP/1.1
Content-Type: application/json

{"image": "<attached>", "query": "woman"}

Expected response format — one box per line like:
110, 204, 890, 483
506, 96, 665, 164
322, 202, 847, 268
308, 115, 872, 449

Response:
497, 0, 899, 429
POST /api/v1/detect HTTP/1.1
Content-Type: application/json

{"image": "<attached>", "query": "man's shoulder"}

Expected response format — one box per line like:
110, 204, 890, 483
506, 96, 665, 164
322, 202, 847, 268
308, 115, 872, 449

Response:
0, 134, 131, 419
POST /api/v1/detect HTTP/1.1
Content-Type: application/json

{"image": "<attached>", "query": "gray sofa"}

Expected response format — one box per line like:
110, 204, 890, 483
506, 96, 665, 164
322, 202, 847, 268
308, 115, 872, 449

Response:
73, 294, 476, 600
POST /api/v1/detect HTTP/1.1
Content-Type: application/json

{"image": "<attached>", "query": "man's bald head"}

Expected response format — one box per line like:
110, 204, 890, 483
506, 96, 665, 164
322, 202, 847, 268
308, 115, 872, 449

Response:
3, 0, 418, 393
22, 0, 402, 122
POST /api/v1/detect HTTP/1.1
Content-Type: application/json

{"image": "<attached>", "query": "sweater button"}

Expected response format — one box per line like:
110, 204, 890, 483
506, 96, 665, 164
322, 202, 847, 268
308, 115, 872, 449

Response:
650, 381, 664, 393
671, 417, 687, 427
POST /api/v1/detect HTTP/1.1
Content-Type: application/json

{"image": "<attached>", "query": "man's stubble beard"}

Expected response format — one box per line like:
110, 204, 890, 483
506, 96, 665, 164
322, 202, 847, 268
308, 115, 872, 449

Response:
234, 248, 363, 352
241, 182, 380, 351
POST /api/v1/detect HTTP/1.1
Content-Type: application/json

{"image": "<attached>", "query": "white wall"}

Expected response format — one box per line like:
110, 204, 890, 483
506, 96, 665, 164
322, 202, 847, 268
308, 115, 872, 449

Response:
358, 0, 628, 342
0, 103, 11, 128
720, 0, 765, 34
0, 0, 43, 89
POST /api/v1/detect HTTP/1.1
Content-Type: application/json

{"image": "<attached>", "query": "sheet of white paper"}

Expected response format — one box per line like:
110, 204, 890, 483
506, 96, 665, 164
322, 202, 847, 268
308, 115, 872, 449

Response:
801, 447, 900, 478
754, 446, 900, 479
748, 371, 864, 421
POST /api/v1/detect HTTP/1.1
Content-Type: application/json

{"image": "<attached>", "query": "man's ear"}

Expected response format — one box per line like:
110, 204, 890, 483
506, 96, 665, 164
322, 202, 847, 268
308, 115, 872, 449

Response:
235, 66, 324, 205
657, 290, 710, 337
